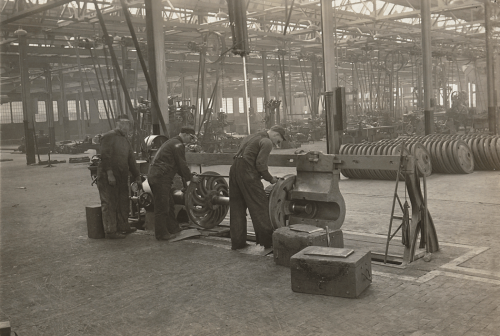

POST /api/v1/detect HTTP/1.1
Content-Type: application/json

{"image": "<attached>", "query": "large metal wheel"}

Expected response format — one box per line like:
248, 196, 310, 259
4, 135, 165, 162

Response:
185, 171, 229, 229
267, 174, 296, 229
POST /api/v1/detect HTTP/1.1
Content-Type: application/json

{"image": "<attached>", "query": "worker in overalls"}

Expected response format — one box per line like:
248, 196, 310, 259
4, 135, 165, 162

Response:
148, 127, 200, 241
229, 125, 287, 250
97, 114, 142, 239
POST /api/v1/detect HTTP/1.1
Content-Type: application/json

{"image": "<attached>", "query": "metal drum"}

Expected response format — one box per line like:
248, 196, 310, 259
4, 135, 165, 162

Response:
143, 135, 168, 161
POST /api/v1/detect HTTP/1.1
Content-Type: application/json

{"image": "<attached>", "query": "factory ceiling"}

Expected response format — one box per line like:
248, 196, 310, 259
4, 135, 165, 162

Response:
1, 0, 499, 99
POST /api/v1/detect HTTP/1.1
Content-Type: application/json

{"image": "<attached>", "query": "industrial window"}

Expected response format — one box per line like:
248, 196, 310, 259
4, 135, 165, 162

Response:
40, 100, 58, 122
67, 100, 77, 121
36, 101, 47, 122
469, 83, 476, 108
0, 103, 11, 124
98, 100, 119, 119
11, 102, 23, 123
97, 100, 107, 119
67, 100, 91, 120
256, 97, 264, 112
238, 97, 250, 113
83, 100, 90, 120
222, 98, 233, 113
53, 102, 58, 122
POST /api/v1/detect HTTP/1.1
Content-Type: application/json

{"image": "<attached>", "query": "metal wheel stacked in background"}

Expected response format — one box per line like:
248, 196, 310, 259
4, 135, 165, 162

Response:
380, 136, 473, 174
455, 134, 500, 171
401, 133, 500, 172
340, 142, 412, 180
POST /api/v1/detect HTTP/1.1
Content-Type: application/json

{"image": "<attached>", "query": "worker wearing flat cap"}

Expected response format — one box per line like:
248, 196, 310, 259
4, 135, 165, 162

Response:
229, 125, 287, 249
97, 114, 142, 239
148, 127, 200, 240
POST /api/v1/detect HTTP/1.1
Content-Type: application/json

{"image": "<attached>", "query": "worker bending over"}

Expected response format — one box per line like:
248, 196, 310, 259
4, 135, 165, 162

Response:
229, 125, 287, 250
148, 127, 200, 241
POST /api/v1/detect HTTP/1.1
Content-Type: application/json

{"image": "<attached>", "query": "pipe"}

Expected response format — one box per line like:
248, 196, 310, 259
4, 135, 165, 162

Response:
421, 0, 434, 134
243, 56, 251, 134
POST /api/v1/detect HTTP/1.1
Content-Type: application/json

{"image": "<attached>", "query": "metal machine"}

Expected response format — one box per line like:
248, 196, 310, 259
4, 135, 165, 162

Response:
130, 150, 438, 264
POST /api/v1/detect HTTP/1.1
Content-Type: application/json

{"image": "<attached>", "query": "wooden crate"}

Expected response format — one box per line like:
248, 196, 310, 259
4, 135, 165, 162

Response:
290, 246, 371, 298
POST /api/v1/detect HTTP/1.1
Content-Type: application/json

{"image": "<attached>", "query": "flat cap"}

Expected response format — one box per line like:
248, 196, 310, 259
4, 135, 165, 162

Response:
270, 125, 287, 141
180, 127, 196, 135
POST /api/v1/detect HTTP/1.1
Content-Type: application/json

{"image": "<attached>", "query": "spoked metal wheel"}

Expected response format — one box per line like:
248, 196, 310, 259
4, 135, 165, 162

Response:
267, 174, 296, 229
184, 171, 229, 229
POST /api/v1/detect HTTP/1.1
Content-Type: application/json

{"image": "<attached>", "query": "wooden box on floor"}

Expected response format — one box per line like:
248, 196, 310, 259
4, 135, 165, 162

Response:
290, 246, 372, 298
272, 225, 344, 267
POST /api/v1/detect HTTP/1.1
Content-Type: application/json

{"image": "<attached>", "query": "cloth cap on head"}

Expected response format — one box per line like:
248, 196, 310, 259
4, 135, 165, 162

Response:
270, 125, 287, 141
116, 114, 130, 121
180, 127, 196, 135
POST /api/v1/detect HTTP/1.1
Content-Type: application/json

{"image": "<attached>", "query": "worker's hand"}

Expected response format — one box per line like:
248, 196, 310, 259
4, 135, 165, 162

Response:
270, 176, 279, 184
191, 174, 201, 183
107, 171, 116, 186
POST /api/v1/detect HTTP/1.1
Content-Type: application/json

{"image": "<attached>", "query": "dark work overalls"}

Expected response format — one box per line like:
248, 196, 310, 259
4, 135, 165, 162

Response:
97, 129, 140, 234
229, 131, 275, 249
148, 136, 192, 239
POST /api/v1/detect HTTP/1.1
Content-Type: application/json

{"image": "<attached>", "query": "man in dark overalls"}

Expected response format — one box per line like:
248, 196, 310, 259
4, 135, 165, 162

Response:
229, 125, 287, 249
97, 114, 142, 239
148, 127, 200, 241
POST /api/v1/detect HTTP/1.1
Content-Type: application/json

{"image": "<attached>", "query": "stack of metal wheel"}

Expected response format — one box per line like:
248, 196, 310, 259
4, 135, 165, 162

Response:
379, 136, 474, 174
339, 142, 415, 180
443, 134, 500, 171
376, 139, 432, 177
402, 134, 500, 172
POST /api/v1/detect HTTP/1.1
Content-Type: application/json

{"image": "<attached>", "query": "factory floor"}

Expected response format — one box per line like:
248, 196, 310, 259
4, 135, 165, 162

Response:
1, 142, 499, 336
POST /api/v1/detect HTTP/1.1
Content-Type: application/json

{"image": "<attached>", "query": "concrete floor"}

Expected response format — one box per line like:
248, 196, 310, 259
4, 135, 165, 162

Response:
1, 142, 499, 336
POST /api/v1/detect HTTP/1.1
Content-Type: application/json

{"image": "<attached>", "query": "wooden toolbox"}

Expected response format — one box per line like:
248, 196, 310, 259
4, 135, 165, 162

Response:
272, 224, 344, 267
290, 246, 372, 298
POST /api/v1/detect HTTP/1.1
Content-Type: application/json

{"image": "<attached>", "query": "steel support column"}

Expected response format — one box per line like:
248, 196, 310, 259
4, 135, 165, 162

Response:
79, 90, 87, 135
311, 56, 319, 117
75, 91, 83, 139
121, 43, 129, 117
262, 51, 271, 128
421, 0, 434, 134
44, 67, 56, 150
321, 0, 340, 154
145, 0, 169, 135
17, 30, 36, 164
199, 45, 207, 133
74, 37, 88, 136
484, 0, 497, 134
58, 69, 70, 140
352, 62, 358, 117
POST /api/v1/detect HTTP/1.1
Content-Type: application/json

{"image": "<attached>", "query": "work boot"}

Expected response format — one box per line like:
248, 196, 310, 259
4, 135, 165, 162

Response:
180, 223, 191, 230
169, 227, 182, 235
105, 232, 126, 239
157, 232, 178, 241
231, 242, 250, 250
120, 227, 137, 234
